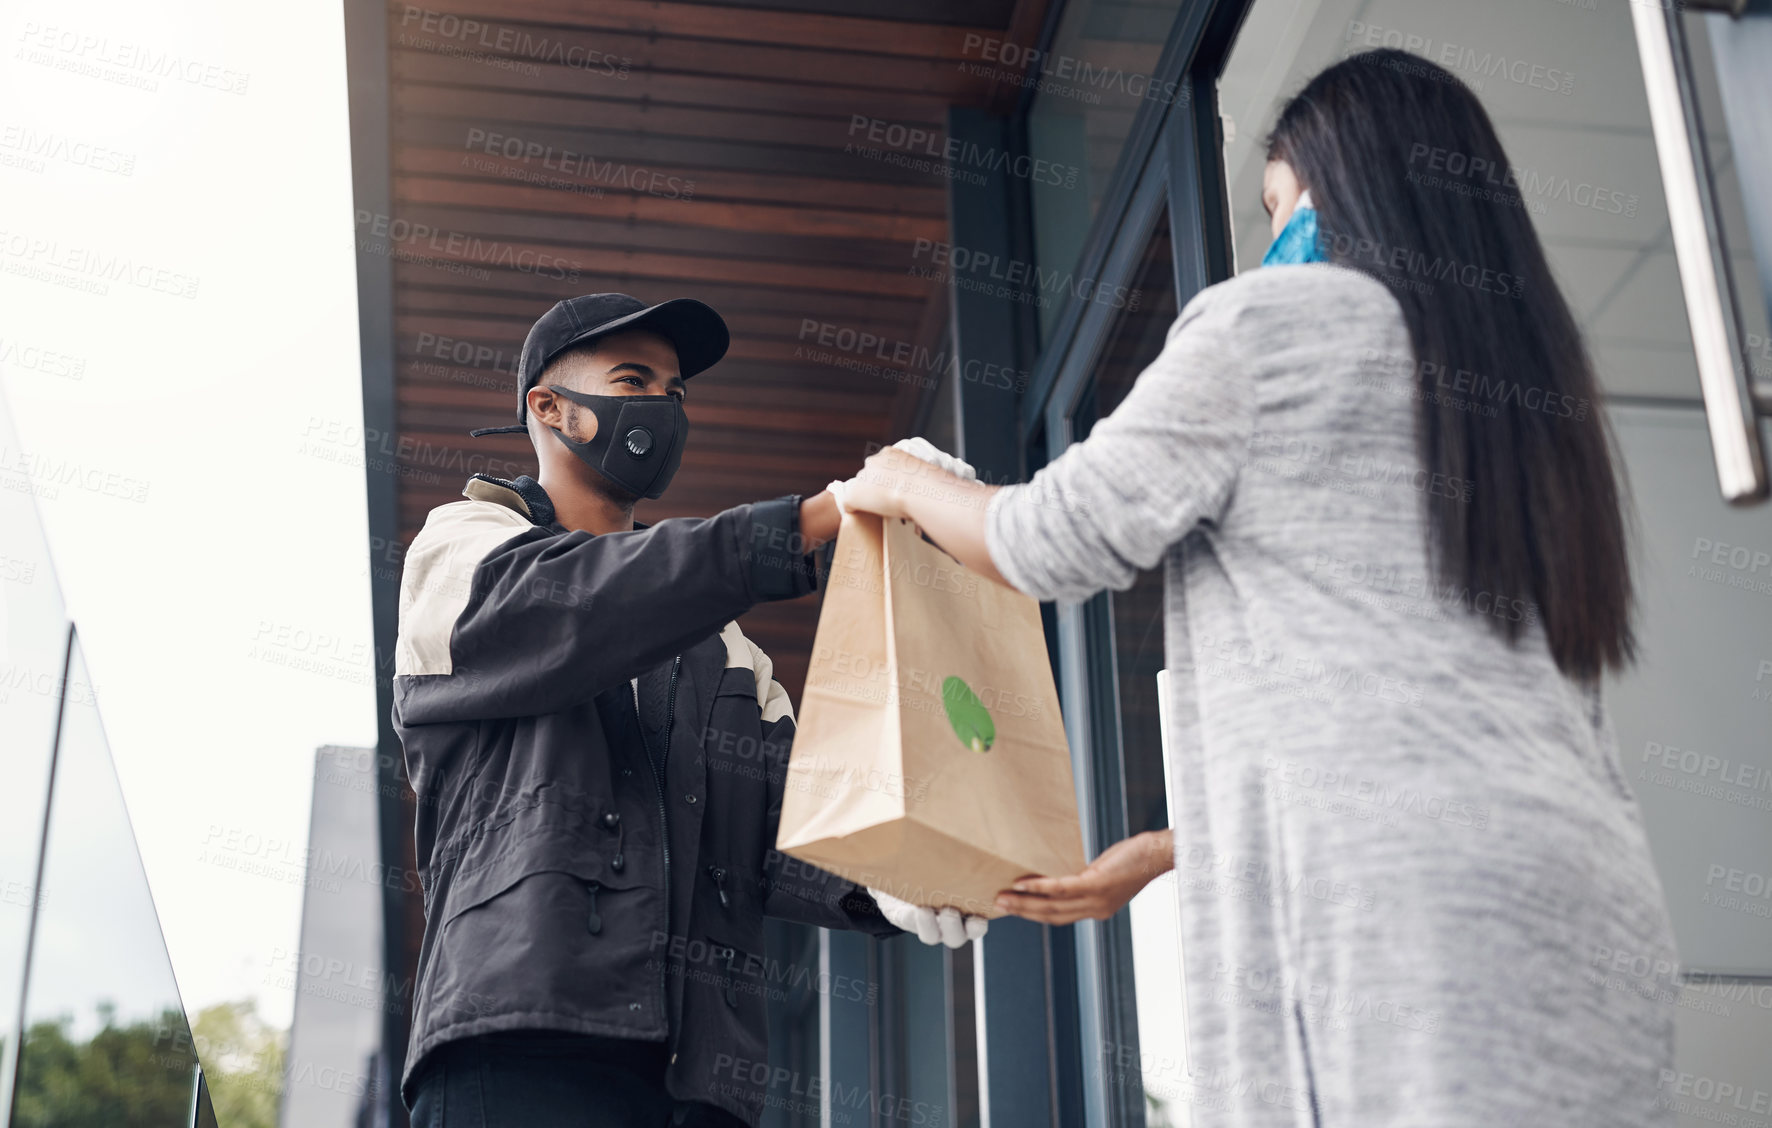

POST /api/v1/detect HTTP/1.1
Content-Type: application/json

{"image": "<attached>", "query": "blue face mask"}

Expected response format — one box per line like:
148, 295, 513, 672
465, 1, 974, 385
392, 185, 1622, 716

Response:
1261, 190, 1326, 267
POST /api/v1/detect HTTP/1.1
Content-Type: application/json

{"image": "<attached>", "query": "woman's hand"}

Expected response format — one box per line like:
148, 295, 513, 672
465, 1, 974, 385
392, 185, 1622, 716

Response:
994, 829, 1174, 925
835, 445, 1010, 585
840, 445, 961, 521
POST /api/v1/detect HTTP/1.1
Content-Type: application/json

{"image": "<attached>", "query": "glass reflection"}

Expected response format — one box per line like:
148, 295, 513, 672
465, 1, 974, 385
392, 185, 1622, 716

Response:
278, 746, 388, 1126
894, 937, 948, 1117
0, 379, 70, 1117
1078, 209, 1179, 841
1027, 0, 1189, 346
1682, 11, 1772, 395
760, 919, 819, 1128
11, 634, 210, 1127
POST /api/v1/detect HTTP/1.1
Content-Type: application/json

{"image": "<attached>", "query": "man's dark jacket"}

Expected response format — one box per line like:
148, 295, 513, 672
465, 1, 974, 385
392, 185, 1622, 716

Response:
390, 474, 898, 1124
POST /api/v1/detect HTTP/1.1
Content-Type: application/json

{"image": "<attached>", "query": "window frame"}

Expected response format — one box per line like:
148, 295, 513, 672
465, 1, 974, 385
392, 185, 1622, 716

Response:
1007, 4, 1254, 1126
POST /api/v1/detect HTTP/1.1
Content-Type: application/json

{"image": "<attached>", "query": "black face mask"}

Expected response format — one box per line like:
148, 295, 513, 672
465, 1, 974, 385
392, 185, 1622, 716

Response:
545, 385, 688, 500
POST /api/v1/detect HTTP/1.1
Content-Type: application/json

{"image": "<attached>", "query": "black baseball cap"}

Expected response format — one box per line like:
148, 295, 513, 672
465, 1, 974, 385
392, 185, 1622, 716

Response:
470, 293, 730, 435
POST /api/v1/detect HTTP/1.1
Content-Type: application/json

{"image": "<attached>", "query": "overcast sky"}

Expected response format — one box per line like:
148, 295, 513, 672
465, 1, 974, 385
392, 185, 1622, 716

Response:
2, 0, 369, 1030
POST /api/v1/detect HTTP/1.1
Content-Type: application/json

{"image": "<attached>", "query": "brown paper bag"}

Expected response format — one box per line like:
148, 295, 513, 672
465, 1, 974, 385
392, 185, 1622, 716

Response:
775, 510, 1085, 918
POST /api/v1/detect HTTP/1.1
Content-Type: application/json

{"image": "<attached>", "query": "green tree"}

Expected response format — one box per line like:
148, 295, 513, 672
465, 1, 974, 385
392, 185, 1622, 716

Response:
8, 998, 283, 1128
11, 1004, 200, 1127
192, 999, 286, 1128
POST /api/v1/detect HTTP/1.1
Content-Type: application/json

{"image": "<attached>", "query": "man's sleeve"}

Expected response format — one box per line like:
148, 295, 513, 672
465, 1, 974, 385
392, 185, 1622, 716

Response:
393, 495, 817, 725
758, 702, 901, 938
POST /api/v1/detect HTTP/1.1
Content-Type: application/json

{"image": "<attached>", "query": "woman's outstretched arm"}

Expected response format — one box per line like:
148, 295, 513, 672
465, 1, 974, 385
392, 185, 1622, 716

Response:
840, 446, 1008, 585
848, 289, 1257, 604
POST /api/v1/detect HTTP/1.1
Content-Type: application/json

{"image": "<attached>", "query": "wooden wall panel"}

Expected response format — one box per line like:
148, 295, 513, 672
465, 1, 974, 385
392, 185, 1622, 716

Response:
380, 0, 1032, 699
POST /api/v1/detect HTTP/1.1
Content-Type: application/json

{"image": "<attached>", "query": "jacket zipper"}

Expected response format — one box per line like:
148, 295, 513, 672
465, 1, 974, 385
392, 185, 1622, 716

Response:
636, 656, 682, 1027
637, 657, 681, 878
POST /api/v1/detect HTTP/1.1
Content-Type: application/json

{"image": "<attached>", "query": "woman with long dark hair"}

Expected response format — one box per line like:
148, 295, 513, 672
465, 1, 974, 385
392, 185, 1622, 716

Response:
839, 49, 1676, 1125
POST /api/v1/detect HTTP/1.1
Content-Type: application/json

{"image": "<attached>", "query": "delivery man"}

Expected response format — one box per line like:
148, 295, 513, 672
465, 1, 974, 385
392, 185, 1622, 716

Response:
391, 293, 986, 1128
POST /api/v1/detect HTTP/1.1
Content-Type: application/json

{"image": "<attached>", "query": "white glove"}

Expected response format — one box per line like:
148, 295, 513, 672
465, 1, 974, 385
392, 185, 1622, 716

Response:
828, 438, 977, 513
868, 887, 989, 948
890, 436, 977, 481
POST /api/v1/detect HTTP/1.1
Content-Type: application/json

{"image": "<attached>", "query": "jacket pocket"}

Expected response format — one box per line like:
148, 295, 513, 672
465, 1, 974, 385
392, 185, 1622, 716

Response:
440, 828, 638, 929
702, 669, 784, 785
703, 934, 773, 1020
425, 866, 669, 1039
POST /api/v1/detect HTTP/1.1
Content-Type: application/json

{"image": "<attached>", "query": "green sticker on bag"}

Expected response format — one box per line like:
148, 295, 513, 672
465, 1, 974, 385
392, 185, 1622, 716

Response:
942, 676, 995, 752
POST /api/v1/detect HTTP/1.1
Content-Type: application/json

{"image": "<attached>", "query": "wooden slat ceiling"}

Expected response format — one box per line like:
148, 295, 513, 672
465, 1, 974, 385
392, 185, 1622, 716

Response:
380, 0, 1047, 696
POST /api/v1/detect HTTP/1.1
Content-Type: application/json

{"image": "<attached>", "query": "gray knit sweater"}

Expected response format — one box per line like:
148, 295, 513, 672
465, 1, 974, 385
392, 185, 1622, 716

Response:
988, 264, 1678, 1126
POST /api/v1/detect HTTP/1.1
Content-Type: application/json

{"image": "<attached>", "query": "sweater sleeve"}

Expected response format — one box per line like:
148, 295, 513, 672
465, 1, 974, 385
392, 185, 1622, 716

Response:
986, 287, 1257, 603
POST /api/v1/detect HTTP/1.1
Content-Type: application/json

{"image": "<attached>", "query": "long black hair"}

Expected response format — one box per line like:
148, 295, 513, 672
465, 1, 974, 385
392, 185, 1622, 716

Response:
1266, 48, 1632, 680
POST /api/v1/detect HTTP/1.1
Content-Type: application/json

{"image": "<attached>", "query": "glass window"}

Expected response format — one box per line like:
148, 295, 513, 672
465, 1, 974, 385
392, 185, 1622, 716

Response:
887, 938, 953, 1119
758, 926, 970, 1128
0, 385, 67, 1114
1076, 208, 1179, 841
279, 746, 387, 1125
12, 634, 213, 1126
1027, 0, 1189, 346
1683, 11, 1772, 395
918, 323, 960, 457
760, 919, 820, 1128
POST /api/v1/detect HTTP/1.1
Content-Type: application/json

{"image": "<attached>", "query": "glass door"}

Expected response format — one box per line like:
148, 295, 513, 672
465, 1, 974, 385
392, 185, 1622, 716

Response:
1035, 147, 1196, 1126
1069, 209, 1194, 1128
